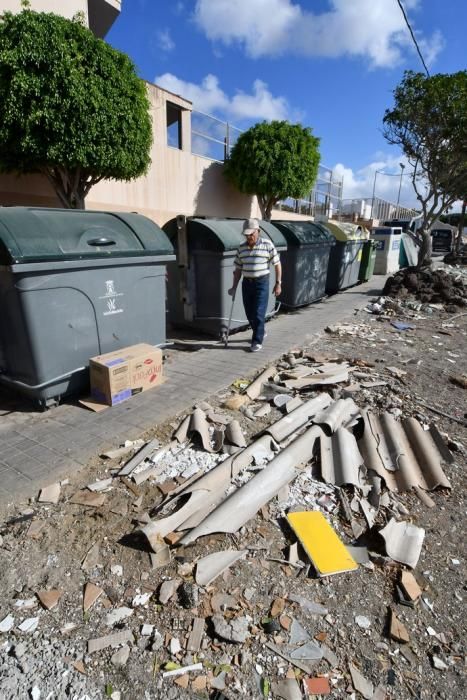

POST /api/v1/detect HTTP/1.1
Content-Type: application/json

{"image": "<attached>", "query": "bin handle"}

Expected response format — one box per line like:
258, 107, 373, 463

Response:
87, 237, 116, 246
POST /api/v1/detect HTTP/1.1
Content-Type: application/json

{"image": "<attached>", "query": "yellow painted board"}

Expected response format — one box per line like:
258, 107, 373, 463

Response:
287, 511, 358, 577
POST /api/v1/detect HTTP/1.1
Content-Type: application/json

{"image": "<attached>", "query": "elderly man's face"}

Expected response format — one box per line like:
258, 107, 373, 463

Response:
245, 229, 259, 248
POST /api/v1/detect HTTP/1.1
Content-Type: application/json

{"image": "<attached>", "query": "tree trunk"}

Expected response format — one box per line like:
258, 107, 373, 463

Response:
456, 201, 466, 255
417, 228, 432, 268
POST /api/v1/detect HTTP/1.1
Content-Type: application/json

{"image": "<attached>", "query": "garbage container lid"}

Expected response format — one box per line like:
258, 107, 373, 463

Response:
0, 207, 174, 264
164, 217, 287, 252
271, 220, 334, 246
326, 221, 369, 241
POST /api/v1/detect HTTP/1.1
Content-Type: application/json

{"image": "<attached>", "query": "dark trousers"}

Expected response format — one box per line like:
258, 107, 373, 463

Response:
242, 275, 270, 345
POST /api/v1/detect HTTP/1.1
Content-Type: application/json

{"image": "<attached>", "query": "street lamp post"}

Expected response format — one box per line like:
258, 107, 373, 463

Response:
370, 170, 379, 221
396, 162, 405, 217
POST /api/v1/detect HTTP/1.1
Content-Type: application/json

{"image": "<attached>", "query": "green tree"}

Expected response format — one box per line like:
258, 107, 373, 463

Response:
383, 70, 467, 266
0, 8, 152, 208
224, 120, 320, 221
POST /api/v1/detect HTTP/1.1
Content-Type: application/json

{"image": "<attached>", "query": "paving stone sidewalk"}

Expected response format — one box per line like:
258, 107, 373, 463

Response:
0, 279, 384, 506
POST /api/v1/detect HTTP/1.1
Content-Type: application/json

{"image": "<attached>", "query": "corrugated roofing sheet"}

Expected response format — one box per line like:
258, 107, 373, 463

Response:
359, 410, 452, 492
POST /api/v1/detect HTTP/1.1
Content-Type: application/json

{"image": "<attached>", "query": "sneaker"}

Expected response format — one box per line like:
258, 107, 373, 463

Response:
251, 343, 263, 352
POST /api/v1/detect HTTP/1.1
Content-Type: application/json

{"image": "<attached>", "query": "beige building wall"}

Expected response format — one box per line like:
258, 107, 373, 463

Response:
0, 0, 121, 37
0, 82, 310, 226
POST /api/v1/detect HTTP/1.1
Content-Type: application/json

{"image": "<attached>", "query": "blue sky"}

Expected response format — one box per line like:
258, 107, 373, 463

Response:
107, 1, 466, 208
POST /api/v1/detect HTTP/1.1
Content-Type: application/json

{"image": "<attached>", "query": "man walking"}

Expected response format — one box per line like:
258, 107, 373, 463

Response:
228, 218, 282, 352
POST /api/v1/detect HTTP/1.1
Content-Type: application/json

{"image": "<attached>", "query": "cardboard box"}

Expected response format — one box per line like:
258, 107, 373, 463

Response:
89, 343, 163, 407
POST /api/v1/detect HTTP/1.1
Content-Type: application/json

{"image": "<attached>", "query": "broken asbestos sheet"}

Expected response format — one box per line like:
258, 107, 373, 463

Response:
359, 410, 452, 493
313, 398, 360, 434
379, 518, 425, 569
180, 425, 323, 545
195, 549, 247, 586
245, 365, 276, 399
140, 435, 277, 552
173, 408, 224, 453
320, 428, 364, 487
267, 394, 332, 443
287, 511, 358, 576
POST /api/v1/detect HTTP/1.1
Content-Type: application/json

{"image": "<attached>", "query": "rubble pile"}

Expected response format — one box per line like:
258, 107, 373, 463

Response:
0, 309, 466, 699
383, 267, 467, 309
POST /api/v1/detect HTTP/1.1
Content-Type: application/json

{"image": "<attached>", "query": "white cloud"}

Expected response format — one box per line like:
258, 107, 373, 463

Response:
333, 154, 418, 208
194, 0, 443, 68
156, 28, 175, 53
154, 72, 290, 121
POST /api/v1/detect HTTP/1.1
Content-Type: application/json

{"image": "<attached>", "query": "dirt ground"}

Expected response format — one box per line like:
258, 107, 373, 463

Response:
0, 287, 466, 700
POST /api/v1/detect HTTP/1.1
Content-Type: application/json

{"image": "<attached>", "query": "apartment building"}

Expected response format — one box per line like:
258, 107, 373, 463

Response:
0, 0, 121, 37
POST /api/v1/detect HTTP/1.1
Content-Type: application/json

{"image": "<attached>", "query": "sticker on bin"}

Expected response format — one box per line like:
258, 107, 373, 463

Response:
392, 240, 401, 250
99, 280, 124, 316
375, 240, 385, 250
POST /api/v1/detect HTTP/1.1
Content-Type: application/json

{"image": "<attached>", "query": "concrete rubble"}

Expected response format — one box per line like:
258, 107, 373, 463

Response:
0, 297, 466, 700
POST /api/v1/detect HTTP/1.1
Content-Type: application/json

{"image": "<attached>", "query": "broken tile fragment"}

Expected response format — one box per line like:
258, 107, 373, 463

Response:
304, 677, 331, 695
379, 518, 425, 569
191, 676, 207, 692
36, 590, 62, 611
289, 619, 311, 645
38, 483, 61, 504
0, 615, 15, 632
87, 478, 113, 492
81, 543, 101, 571
195, 549, 247, 587
187, 617, 205, 652
159, 579, 180, 605
18, 617, 39, 634
111, 644, 130, 666
271, 678, 302, 700
271, 597, 286, 617
212, 615, 249, 643
72, 660, 86, 675
400, 570, 422, 601
88, 630, 134, 654
389, 610, 410, 644
174, 674, 189, 689
290, 641, 323, 661
105, 607, 134, 626
349, 663, 374, 699
69, 491, 106, 508
83, 582, 103, 612
289, 594, 328, 615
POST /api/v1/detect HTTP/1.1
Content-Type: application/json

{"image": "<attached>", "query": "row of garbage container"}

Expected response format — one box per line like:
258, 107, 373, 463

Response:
0, 207, 401, 406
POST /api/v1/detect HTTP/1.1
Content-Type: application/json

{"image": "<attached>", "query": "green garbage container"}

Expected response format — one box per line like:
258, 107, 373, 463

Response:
271, 220, 335, 308
164, 216, 287, 338
0, 207, 175, 406
325, 221, 368, 294
359, 240, 378, 282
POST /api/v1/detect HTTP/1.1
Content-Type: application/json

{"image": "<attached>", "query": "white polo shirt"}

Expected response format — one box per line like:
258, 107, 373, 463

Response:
234, 237, 280, 279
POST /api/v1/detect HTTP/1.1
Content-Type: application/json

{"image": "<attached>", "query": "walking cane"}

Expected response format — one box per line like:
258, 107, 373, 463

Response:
224, 287, 237, 348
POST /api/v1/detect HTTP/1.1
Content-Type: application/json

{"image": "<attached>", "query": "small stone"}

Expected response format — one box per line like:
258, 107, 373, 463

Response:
110, 565, 123, 577
141, 624, 154, 636
170, 637, 181, 655
111, 644, 130, 666
432, 656, 448, 670
30, 687, 41, 700
14, 643, 27, 658
210, 671, 226, 690
159, 579, 180, 604
179, 582, 199, 609
355, 615, 371, 630
132, 592, 151, 607
389, 610, 410, 644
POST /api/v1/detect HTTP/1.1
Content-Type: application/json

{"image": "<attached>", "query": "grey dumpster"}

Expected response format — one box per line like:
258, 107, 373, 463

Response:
325, 221, 368, 293
0, 207, 175, 407
271, 221, 335, 308
164, 216, 287, 337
